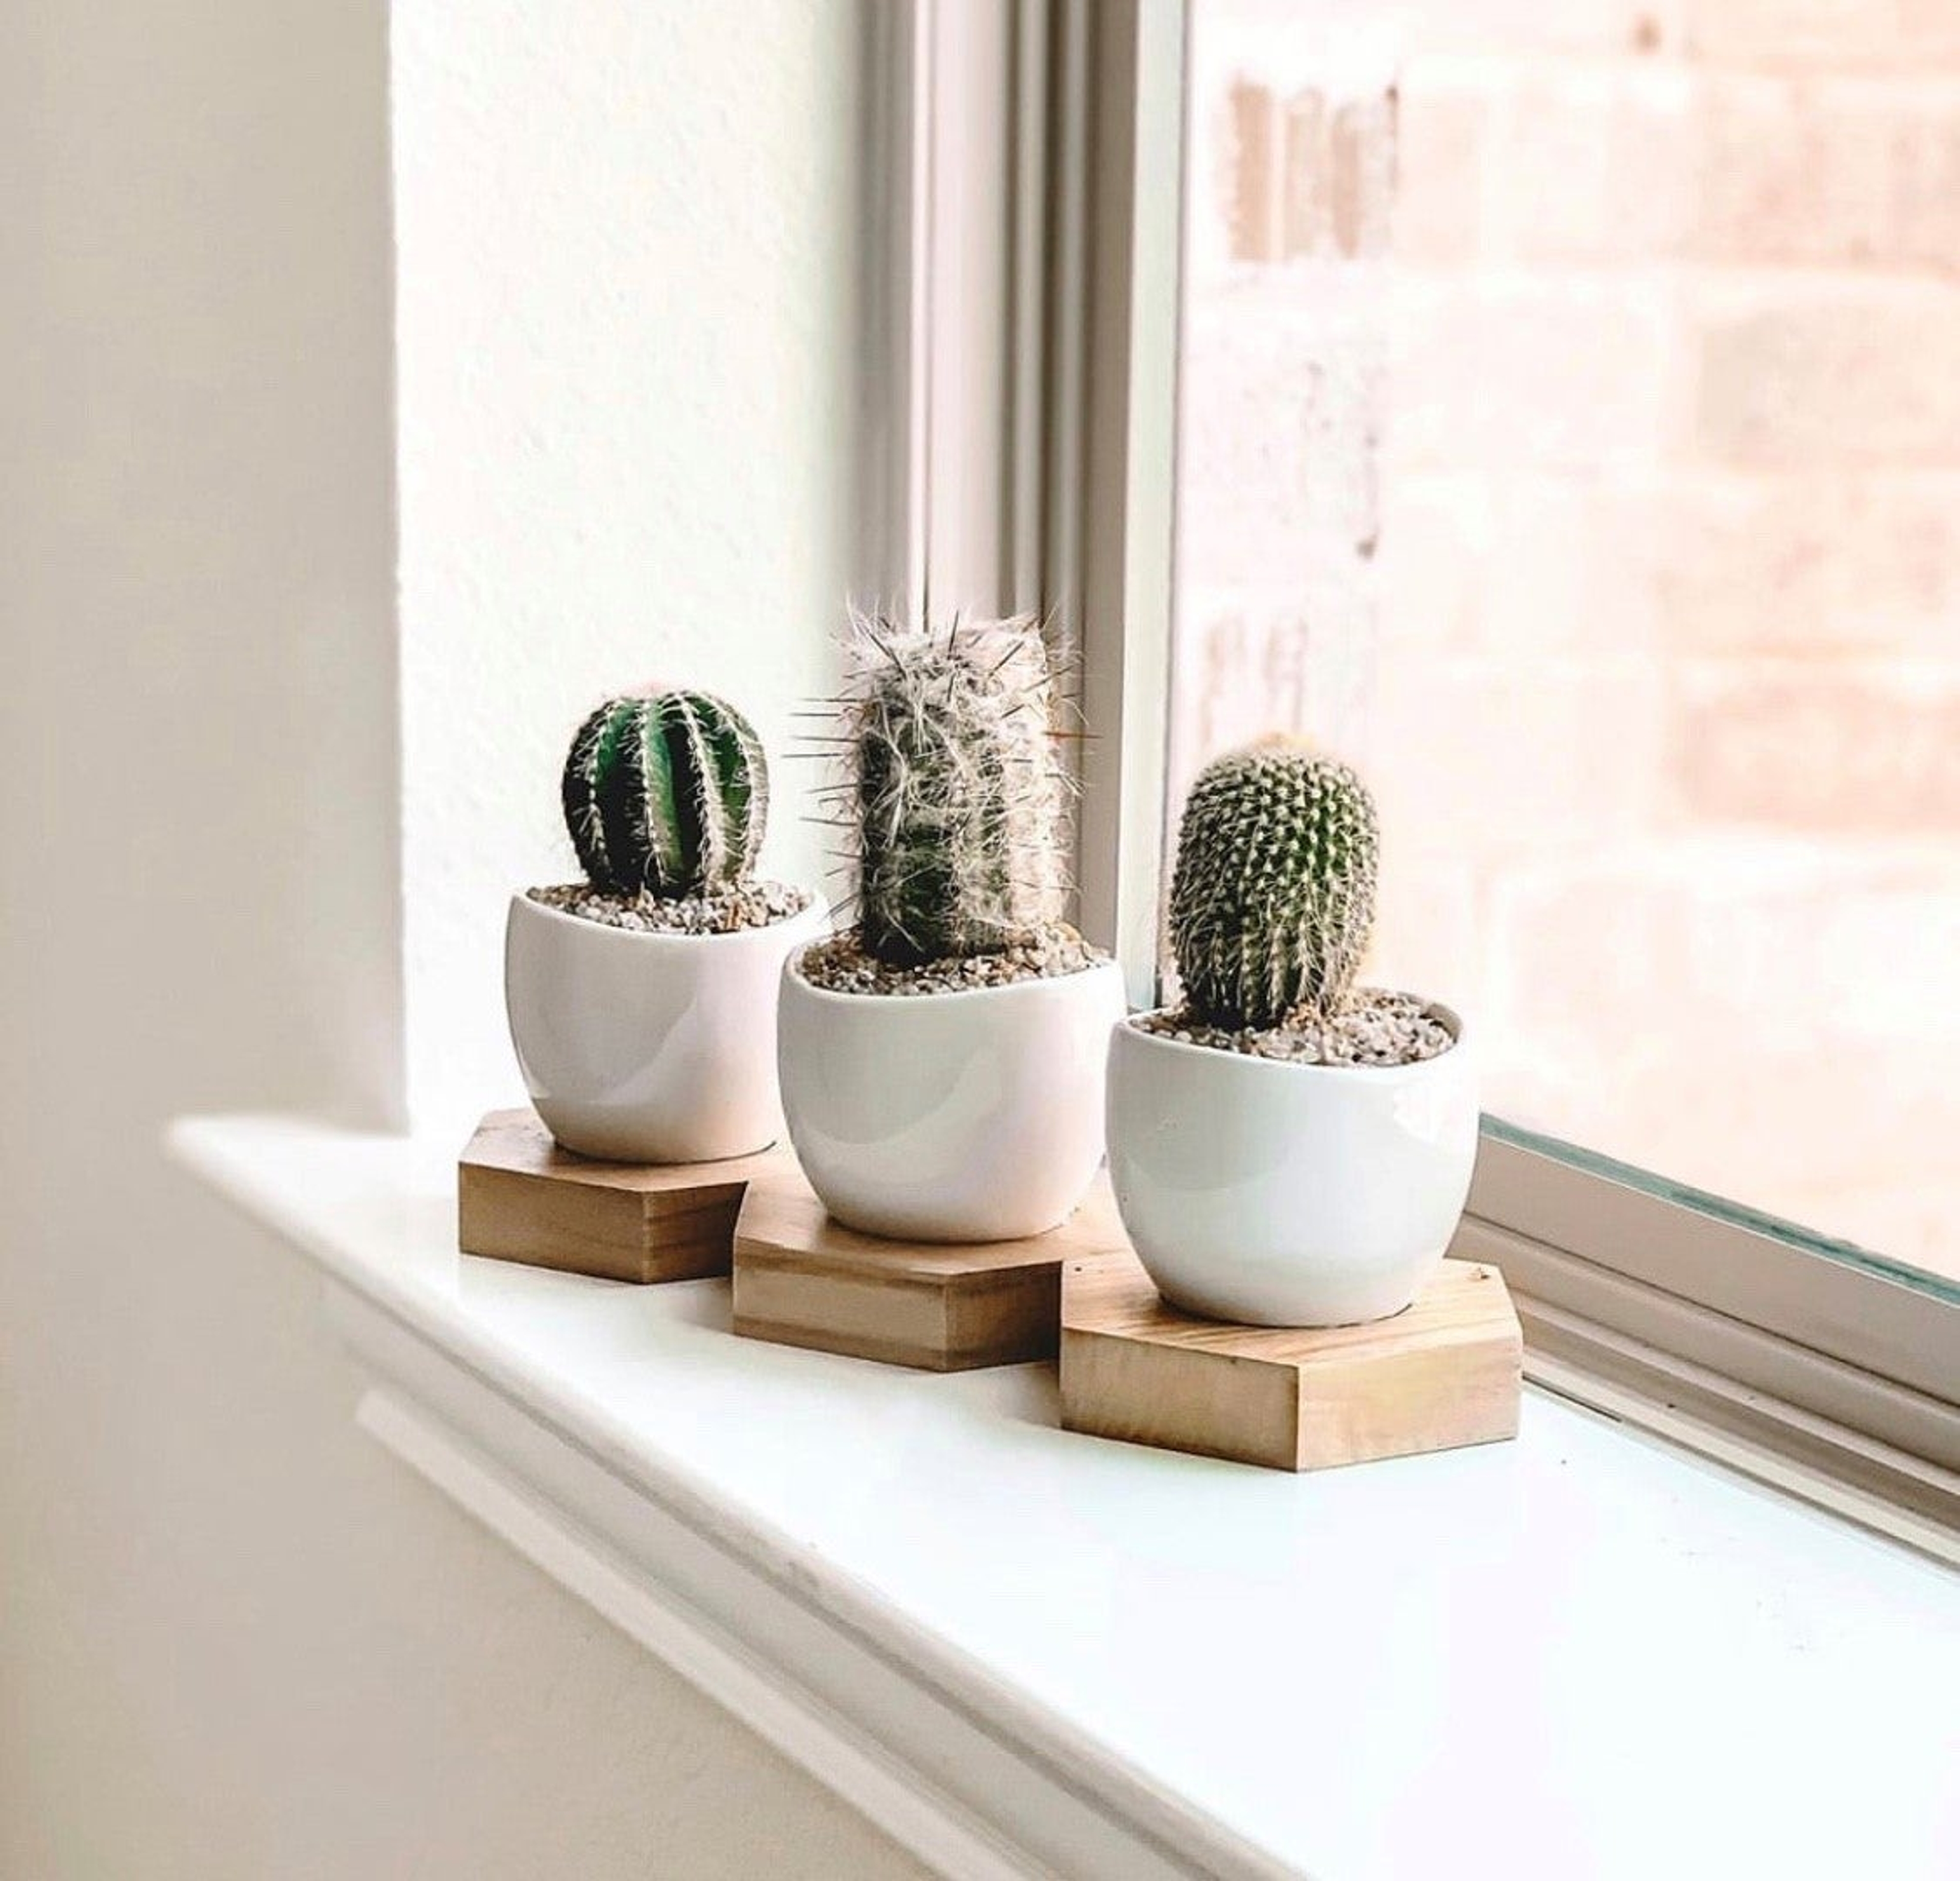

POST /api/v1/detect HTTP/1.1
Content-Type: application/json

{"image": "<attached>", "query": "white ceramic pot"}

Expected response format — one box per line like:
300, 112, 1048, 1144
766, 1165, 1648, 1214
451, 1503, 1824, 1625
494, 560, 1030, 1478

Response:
1107, 1009, 1478, 1326
505, 892, 827, 1164
777, 954, 1126, 1243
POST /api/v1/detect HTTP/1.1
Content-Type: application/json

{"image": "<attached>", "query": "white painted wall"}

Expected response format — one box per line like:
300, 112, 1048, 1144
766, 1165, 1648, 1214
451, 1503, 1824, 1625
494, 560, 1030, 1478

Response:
396, 0, 867, 1132
1, 2, 921, 1875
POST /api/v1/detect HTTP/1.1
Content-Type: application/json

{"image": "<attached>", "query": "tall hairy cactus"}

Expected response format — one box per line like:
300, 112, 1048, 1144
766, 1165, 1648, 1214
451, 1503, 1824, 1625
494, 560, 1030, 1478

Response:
1169, 737, 1379, 1029
838, 613, 1069, 967
561, 690, 767, 898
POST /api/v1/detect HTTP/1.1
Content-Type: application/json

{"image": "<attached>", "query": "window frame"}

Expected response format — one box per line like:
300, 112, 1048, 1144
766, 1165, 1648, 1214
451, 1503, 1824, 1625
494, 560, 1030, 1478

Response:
859, 0, 1181, 1007
861, 0, 1960, 1556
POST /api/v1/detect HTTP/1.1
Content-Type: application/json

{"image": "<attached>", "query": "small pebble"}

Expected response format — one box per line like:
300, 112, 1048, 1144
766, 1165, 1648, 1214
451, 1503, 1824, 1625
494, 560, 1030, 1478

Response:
1134, 991, 1456, 1068
794, 923, 1108, 996
529, 879, 815, 935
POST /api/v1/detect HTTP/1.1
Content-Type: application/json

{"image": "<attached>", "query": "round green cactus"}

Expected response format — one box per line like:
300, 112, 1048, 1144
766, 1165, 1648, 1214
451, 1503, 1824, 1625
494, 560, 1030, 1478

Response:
843, 614, 1069, 967
1168, 737, 1379, 1029
560, 689, 767, 898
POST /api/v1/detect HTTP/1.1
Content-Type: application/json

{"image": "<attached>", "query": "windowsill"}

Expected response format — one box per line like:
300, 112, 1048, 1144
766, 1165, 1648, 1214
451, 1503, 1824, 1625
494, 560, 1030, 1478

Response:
168, 1115, 1960, 1881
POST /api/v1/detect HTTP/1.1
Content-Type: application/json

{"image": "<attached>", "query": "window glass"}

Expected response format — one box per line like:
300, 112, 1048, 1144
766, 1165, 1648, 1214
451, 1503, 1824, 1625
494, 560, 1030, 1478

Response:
1171, 0, 1960, 1290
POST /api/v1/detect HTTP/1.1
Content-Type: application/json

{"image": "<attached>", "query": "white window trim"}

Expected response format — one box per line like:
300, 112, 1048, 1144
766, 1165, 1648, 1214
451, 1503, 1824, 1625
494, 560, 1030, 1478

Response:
1464, 1135, 1960, 1550
859, 0, 1183, 1008
866, 0, 1960, 1554
164, 1113, 1960, 1878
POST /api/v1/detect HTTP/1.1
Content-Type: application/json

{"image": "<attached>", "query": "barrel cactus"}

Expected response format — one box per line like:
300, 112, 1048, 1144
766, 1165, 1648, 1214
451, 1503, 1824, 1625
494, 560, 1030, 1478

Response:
839, 613, 1069, 967
561, 689, 767, 898
1168, 737, 1379, 1029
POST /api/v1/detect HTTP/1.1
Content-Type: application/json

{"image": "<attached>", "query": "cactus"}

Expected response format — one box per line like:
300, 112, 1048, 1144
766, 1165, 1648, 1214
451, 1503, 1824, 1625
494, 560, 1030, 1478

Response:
561, 689, 767, 898
836, 613, 1070, 967
1168, 736, 1379, 1029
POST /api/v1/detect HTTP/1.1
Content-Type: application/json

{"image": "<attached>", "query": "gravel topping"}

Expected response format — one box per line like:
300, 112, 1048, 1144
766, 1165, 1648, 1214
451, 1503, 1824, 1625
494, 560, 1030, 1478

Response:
528, 879, 815, 935
794, 923, 1108, 996
1135, 988, 1456, 1067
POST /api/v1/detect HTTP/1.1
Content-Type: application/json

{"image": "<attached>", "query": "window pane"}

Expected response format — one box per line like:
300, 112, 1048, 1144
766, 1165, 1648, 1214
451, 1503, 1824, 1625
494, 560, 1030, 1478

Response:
1170, 0, 1960, 1292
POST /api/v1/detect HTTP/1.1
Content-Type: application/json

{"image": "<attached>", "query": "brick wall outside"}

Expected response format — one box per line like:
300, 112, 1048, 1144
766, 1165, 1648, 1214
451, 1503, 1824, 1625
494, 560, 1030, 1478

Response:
1171, 0, 1960, 1277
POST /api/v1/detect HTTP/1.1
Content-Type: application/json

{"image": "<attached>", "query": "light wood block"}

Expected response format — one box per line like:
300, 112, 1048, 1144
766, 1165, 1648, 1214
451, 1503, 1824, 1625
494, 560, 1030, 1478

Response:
1060, 1251, 1522, 1472
733, 1168, 1131, 1372
458, 1108, 789, 1284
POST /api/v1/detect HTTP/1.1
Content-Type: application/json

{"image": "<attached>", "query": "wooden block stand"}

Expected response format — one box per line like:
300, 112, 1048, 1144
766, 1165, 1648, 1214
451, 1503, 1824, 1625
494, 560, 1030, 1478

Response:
459, 1108, 789, 1284
733, 1167, 1130, 1372
1061, 1250, 1522, 1472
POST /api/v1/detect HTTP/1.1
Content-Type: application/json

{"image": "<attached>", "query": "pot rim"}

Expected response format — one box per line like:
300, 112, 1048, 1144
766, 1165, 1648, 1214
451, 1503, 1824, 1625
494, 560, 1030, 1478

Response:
508, 887, 827, 951
1116, 1000, 1467, 1080
782, 942, 1124, 1009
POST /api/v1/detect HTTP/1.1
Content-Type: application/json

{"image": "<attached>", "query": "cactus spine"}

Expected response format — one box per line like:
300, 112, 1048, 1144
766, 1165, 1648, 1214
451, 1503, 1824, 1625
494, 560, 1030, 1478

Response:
838, 613, 1069, 967
1168, 737, 1379, 1029
561, 690, 767, 898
